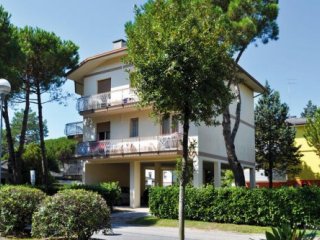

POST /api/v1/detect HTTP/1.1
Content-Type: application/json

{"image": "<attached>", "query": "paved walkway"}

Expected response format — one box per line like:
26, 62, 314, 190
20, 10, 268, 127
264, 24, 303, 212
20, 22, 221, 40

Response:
92, 207, 266, 240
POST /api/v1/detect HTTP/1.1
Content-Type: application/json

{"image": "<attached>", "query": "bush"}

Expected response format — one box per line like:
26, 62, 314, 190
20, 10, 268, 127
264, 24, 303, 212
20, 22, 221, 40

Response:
265, 224, 316, 240
149, 186, 320, 227
63, 182, 121, 210
32, 189, 111, 240
0, 185, 46, 236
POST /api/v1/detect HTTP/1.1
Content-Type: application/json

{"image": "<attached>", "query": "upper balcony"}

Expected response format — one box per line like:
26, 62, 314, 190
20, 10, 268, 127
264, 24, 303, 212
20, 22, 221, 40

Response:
76, 88, 138, 115
65, 121, 83, 137
75, 133, 182, 159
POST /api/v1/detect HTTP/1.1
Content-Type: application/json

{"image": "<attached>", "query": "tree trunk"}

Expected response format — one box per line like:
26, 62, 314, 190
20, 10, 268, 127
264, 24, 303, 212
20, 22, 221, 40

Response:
220, 47, 247, 187
222, 106, 245, 186
2, 99, 21, 183
179, 108, 190, 240
17, 80, 30, 160
35, 80, 48, 189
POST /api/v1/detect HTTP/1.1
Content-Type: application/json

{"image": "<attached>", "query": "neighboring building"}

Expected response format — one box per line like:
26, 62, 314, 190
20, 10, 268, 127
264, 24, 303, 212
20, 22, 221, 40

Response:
67, 39, 264, 207
286, 117, 320, 185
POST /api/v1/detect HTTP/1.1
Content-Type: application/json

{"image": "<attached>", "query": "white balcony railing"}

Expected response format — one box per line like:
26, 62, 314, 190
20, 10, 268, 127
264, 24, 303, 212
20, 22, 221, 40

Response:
65, 121, 83, 136
76, 133, 182, 157
77, 88, 138, 112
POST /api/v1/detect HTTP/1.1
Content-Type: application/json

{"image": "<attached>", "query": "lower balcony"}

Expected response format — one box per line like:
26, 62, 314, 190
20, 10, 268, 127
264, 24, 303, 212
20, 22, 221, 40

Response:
75, 133, 182, 158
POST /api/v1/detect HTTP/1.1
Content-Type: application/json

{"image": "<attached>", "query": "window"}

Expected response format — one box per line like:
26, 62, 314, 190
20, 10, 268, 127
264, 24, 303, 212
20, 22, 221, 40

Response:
161, 116, 170, 135
97, 78, 111, 94
97, 122, 110, 140
130, 118, 139, 137
161, 115, 179, 134
171, 115, 179, 133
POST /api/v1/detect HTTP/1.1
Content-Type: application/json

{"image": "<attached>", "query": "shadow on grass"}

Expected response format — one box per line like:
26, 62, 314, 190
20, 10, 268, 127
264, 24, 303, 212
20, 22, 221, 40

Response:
127, 216, 162, 226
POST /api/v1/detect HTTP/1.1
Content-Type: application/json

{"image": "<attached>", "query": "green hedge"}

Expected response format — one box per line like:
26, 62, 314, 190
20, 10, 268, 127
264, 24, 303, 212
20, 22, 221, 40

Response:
149, 186, 320, 227
0, 185, 46, 236
63, 182, 121, 210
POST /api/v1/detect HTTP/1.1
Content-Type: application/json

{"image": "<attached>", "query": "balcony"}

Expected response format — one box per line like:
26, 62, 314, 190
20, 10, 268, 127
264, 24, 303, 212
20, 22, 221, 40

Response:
76, 88, 138, 113
75, 133, 182, 158
65, 121, 83, 137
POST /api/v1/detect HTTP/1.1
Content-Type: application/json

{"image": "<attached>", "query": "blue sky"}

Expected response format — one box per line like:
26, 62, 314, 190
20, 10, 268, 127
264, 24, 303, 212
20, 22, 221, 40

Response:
0, 0, 319, 139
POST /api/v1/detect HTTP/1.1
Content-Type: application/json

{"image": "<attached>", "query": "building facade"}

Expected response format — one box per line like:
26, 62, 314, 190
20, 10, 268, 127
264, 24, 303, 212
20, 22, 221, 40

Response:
287, 118, 320, 185
67, 39, 264, 207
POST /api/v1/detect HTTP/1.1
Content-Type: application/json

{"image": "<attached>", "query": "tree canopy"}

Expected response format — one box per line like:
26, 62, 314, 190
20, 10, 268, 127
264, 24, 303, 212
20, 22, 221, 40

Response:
301, 100, 317, 118
17, 26, 79, 187
125, 1, 235, 239
11, 109, 48, 145
255, 82, 302, 188
304, 108, 320, 157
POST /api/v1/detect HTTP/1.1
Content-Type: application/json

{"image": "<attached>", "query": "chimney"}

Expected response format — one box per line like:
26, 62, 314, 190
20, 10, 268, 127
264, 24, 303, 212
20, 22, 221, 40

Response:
113, 39, 127, 50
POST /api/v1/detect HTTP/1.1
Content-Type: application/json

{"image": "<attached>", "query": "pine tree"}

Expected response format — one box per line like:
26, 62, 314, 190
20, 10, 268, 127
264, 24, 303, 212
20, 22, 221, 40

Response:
255, 82, 302, 188
301, 100, 317, 118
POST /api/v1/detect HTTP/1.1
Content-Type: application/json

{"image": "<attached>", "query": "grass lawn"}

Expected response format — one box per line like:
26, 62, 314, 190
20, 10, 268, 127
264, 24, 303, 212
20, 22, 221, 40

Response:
128, 216, 272, 234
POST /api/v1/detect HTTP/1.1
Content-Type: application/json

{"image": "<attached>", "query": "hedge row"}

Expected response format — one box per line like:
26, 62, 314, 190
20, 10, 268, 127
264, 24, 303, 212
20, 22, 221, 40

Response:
149, 185, 320, 227
37, 182, 121, 210
63, 182, 121, 210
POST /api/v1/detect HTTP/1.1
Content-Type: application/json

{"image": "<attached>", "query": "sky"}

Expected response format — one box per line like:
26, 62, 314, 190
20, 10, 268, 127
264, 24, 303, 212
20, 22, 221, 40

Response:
0, 0, 319, 139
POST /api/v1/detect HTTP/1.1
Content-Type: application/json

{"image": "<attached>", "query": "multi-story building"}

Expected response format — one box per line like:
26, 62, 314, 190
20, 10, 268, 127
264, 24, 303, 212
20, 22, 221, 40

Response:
67, 39, 264, 207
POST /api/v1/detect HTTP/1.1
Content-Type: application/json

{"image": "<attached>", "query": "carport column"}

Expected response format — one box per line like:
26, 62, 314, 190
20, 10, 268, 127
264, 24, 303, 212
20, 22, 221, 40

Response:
193, 156, 203, 187
214, 161, 221, 187
130, 161, 141, 208
154, 162, 162, 186
82, 161, 87, 184
250, 167, 256, 188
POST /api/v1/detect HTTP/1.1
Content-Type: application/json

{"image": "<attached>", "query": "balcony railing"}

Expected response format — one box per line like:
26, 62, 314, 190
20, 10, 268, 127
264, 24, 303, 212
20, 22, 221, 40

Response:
77, 88, 138, 112
75, 133, 182, 157
65, 121, 83, 136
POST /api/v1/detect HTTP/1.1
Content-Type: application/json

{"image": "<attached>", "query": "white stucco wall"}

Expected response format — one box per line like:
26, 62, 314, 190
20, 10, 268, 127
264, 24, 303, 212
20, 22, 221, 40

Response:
80, 54, 255, 167
198, 83, 255, 166
84, 162, 130, 186
83, 58, 130, 96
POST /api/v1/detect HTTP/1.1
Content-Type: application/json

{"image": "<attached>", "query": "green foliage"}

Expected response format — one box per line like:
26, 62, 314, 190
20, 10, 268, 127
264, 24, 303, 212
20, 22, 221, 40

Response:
12, 109, 48, 145
63, 182, 121, 210
32, 189, 111, 240
21, 143, 59, 184
125, 0, 233, 125
149, 186, 320, 227
221, 169, 234, 187
304, 108, 320, 157
17, 26, 79, 93
301, 100, 317, 118
255, 82, 302, 185
0, 5, 22, 81
265, 224, 316, 240
0, 185, 45, 236
45, 137, 77, 165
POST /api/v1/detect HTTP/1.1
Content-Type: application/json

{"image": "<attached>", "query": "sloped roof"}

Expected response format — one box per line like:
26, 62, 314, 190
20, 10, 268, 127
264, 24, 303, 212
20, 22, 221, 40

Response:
286, 117, 307, 126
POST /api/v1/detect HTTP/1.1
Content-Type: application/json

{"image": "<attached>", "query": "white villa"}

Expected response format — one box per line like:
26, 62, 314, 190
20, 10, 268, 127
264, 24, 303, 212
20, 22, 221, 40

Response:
66, 39, 265, 208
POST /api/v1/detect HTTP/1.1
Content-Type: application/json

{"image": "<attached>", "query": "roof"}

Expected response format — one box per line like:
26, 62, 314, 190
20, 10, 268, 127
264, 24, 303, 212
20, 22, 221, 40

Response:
286, 117, 307, 126
67, 47, 266, 94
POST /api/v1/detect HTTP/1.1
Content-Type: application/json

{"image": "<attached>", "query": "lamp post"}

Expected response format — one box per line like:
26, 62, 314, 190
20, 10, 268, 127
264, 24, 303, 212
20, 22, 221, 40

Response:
0, 79, 11, 185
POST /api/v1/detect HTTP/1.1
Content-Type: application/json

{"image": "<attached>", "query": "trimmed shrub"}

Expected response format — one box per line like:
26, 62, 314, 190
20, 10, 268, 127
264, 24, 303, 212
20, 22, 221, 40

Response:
32, 189, 111, 240
149, 186, 320, 227
63, 182, 121, 210
0, 185, 46, 236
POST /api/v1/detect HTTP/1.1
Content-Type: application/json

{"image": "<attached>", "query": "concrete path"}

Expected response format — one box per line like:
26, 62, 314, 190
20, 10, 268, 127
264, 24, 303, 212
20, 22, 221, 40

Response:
92, 207, 266, 240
